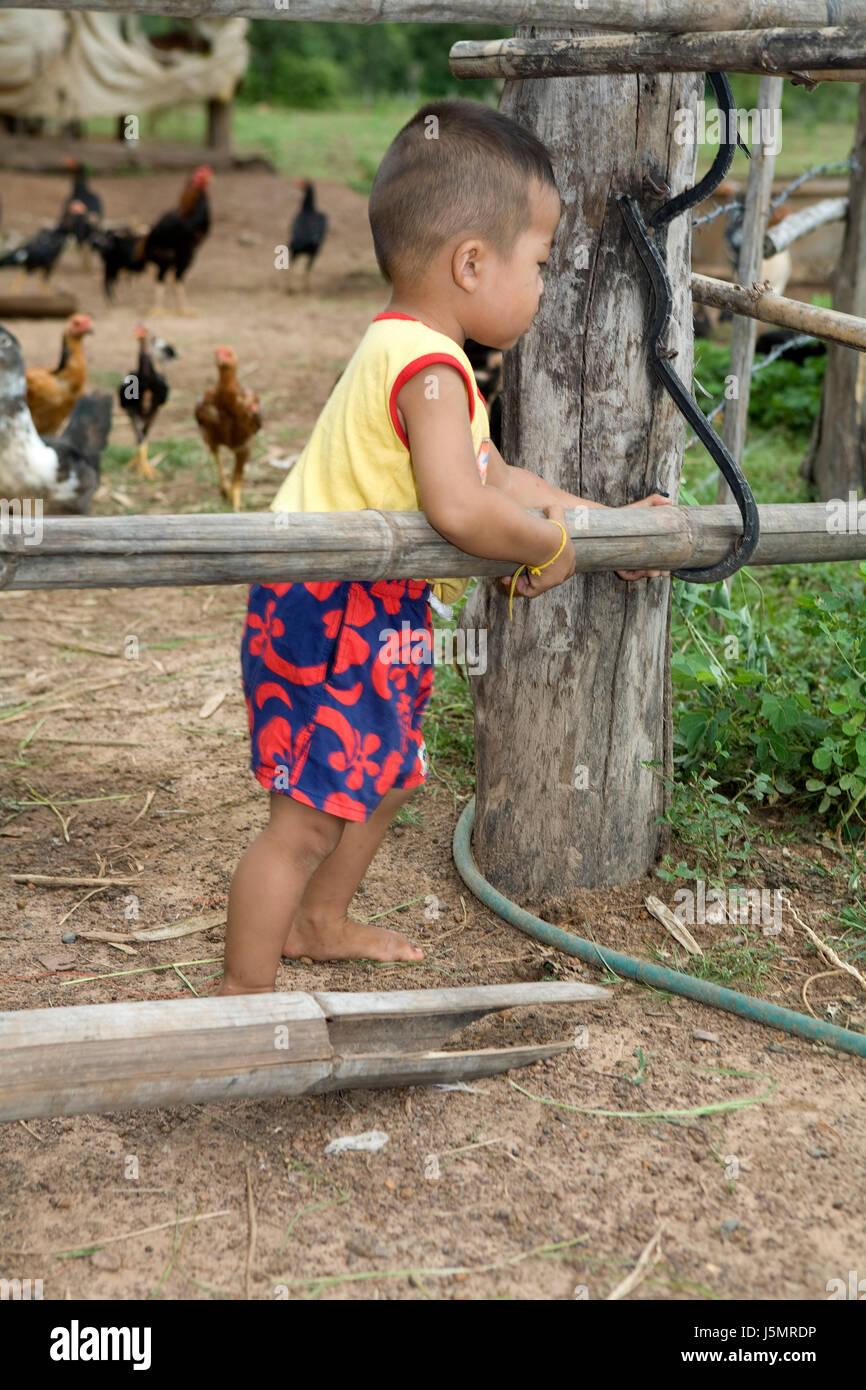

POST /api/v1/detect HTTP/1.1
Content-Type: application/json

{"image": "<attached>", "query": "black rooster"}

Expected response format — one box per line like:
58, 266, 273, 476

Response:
288, 179, 327, 280
0, 221, 69, 293
144, 165, 212, 315
92, 167, 212, 311
118, 324, 176, 479
0, 324, 111, 515
59, 156, 103, 255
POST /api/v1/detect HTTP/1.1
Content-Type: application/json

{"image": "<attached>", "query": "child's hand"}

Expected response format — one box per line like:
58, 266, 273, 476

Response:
616, 492, 672, 581
496, 504, 576, 601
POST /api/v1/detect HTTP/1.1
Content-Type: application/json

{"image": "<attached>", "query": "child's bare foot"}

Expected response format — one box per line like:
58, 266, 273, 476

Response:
282, 913, 424, 963
213, 979, 276, 996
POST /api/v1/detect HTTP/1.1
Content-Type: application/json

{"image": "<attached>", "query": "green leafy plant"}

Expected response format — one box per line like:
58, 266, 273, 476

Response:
795, 584, 866, 825
625, 1048, 650, 1085
655, 763, 765, 888
670, 564, 866, 832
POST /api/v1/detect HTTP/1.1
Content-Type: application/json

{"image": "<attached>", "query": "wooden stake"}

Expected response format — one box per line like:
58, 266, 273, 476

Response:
804, 87, 866, 499
719, 75, 784, 513
207, 95, 233, 152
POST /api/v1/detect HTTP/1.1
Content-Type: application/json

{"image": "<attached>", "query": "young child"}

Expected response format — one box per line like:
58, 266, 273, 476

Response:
220, 99, 669, 995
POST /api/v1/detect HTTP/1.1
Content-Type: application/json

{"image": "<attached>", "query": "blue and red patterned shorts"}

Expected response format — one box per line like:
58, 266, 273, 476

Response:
241, 579, 434, 823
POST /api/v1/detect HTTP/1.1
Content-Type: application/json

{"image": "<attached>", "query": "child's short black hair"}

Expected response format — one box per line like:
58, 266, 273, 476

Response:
368, 98, 558, 285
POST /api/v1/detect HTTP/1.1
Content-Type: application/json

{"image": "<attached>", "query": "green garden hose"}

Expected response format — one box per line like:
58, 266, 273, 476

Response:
453, 797, 866, 1061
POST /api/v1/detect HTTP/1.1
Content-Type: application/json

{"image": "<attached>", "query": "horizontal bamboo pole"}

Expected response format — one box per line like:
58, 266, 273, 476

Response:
4, 1, 865, 30
763, 196, 848, 254
1, 505, 865, 593
691, 273, 866, 348
0, 983, 604, 1121
450, 28, 866, 80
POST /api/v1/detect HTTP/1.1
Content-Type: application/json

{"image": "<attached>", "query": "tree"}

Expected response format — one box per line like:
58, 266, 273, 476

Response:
463, 32, 700, 911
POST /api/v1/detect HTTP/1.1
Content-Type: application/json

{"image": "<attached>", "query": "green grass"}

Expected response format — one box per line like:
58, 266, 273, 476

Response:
423, 638, 476, 801
696, 122, 853, 183
87, 99, 419, 192
100, 436, 253, 514
85, 88, 856, 193
696, 72, 856, 181
683, 934, 783, 993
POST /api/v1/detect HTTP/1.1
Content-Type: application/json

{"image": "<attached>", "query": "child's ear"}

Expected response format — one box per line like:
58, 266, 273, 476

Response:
452, 238, 483, 294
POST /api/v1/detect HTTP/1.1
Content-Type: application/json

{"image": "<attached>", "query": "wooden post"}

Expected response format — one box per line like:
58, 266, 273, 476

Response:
207, 95, 233, 152
804, 88, 866, 499
718, 75, 784, 508
457, 33, 701, 901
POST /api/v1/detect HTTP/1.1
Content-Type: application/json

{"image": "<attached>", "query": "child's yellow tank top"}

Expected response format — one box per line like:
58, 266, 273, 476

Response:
269, 312, 490, 608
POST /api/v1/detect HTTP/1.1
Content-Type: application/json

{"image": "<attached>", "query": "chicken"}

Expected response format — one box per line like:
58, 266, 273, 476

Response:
0, 323, 111, 515
59, 156, 103, 260
143, 165, 212, 316
91, 225, 148, 301
288, 179, 327, 282
0, 218, 70, 294
118, 324, 176, 480
194, 345, 261, 511
25, 313, 93, 436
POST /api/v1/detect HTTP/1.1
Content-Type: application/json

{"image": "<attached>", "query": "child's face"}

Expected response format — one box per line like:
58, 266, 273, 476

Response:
466, 180, 561, 350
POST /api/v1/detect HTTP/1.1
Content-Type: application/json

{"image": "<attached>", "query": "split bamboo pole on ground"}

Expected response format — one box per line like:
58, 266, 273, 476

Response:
691, 273, 866, 348
2, 505, 865, 592
450, 29, 866, 81
0, 983, 608, 1122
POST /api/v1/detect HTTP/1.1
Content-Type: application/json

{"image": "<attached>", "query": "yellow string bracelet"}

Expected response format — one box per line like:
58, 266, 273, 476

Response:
507, 519, 569, 621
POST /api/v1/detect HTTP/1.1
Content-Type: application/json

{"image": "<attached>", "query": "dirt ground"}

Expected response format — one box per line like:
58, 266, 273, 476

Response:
1, 168, 864, 1303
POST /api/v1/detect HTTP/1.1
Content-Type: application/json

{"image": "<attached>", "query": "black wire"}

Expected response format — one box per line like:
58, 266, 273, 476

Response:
617, 71, 759, 584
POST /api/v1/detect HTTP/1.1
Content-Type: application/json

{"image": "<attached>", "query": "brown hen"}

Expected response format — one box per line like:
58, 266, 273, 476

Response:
194, 345, 261, 511
26, 313, 93, 435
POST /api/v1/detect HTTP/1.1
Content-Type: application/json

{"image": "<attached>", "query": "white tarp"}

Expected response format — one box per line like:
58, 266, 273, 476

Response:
0, 11, 249, 118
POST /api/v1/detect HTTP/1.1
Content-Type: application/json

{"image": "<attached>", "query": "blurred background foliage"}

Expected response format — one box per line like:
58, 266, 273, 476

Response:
138, 18, 511, 108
